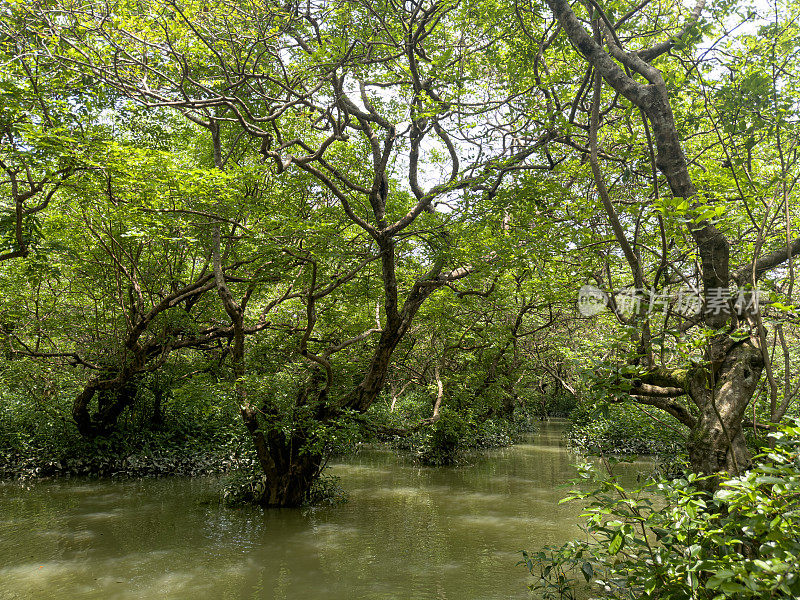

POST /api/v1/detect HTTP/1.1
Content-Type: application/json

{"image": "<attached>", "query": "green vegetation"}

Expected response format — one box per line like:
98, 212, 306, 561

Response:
523, 421, 800, 599
567, 403, 686, 456
1, 0, 799, 596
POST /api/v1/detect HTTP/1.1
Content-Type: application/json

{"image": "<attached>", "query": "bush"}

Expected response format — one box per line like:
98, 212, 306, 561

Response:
415, 408, 469, 466
306, 474, 348, 506
0, 365, 252, 479
221, 464, 266, 505
368, 388, 521, 465
521, 420, 800, 599
567, 401, 686, 456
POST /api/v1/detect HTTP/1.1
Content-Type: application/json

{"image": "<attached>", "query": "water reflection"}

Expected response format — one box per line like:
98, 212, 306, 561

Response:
0, 421, 651, 599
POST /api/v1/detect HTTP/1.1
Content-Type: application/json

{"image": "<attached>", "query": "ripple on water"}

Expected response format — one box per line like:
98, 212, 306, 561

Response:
80, 510, 125, 521
327, 464, 394, 477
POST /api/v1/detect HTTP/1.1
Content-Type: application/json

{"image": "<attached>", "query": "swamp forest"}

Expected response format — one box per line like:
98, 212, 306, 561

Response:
1, 0, 799, 597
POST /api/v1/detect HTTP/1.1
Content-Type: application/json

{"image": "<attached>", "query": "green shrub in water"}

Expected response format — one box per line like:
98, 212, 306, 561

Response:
221, 466, 267, 506
306, 474, 348, 506
416, 408, 469, 466
522, 420, 800, 599
567, 402, 686, 456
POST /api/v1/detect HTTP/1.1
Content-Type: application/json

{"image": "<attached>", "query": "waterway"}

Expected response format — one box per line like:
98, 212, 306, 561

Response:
0, 421, 649, 599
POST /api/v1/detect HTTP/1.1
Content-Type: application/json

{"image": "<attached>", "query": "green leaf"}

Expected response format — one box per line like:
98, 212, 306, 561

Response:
608, 531, 624, 556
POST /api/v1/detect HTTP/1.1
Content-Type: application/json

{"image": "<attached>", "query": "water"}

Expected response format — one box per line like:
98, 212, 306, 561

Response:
0, 422, 650, 599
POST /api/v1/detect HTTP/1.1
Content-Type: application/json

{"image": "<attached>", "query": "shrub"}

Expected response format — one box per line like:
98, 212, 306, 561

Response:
521, 420, 800, 599
567, 402, 686, 456
415, 408, 469, 466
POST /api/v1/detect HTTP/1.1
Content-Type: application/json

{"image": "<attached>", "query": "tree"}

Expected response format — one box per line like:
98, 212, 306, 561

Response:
19, 0, 550, 504
0, 8, 90, 261
532, 0, 800, 479
7, 0, 798, 503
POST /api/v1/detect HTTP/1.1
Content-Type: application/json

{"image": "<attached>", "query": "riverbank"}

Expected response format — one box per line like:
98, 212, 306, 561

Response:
0, 409, 534, 481
0, 412, 674, 484
0, 429, 255, 480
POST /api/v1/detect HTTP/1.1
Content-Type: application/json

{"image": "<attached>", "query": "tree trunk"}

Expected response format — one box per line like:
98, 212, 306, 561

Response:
240, 403, 323, 507
687, 342, 764, 480
259, 449, 322, 508
72, 377, 138, 438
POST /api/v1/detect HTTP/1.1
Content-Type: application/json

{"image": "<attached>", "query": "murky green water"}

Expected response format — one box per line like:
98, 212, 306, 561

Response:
0, 422, 649, 599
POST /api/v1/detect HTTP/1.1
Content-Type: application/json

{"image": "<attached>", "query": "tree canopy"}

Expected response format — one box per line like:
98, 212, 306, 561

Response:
0, 0, 798, 506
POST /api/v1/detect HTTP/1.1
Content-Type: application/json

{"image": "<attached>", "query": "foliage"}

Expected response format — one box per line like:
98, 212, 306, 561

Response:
0, 358, 250, 479
518, 547, 592, 600
221, 466, 267, 506
369, 388, 526, 466
0, 0, 797, 511
305, 474, 349, 506
567, 402, 687, 456
522, 421, 800, 599
413, 408, 471, 466
534, 392, 579, 419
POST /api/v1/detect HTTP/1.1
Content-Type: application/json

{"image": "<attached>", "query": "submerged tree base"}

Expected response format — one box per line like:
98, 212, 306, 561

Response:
221, 470, 348, 508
